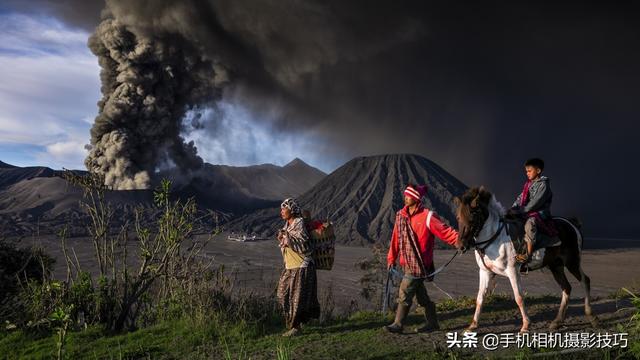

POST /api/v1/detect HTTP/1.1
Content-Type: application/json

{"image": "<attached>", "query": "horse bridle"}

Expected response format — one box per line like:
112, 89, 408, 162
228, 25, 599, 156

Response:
473, 220, 505, 252
468, 206, 506, 253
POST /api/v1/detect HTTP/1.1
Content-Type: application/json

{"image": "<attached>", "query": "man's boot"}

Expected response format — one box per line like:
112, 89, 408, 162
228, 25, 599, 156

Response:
416, 301, 440, 333
384, 304, 409, 333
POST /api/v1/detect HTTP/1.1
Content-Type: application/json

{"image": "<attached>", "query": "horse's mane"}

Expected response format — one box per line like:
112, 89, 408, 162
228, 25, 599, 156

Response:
488, 194, 506, 218
463, 186, 507, 218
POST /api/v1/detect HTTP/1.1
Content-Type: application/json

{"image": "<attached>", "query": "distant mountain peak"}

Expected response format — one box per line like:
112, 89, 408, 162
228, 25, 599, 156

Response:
284, 157, 307, 167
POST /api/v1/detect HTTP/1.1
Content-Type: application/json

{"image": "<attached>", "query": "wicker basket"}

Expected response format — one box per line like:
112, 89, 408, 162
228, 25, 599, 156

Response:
308, 221, 336, 270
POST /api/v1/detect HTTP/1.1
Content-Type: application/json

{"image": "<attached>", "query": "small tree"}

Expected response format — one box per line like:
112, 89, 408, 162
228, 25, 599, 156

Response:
63, 171, 115, 278
49, 304, 73, 360
112, 179, 198, 330
61, 172, 213, 331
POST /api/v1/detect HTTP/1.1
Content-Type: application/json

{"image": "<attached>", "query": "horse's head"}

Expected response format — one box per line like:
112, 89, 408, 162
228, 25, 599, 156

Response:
455, 186, 494, 249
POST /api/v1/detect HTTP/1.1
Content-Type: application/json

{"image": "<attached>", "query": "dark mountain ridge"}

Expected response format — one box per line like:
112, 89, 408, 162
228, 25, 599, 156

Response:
228, 154, 468, 246
0, 159, 326, 237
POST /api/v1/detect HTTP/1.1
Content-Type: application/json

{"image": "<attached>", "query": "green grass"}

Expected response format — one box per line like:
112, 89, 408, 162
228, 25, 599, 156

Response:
1, 294, 638, 360
1, 320, 191, 359
0, 311, 468, 359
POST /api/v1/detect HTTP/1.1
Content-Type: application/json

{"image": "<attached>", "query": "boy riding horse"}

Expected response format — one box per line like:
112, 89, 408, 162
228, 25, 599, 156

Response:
508, 158, 558, 264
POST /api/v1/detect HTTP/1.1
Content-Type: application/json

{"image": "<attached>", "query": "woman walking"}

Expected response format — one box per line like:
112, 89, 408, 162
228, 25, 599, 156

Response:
276, 198, 320, 336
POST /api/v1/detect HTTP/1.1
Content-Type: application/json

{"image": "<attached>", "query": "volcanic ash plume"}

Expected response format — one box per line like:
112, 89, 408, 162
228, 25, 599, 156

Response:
83, 0, 428, 190
84, 17, 227, 190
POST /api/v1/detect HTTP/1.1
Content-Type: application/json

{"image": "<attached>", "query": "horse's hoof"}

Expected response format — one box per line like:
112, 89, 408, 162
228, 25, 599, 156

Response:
519, 328, 529, 334
588, 316, 600, 328
549, 320, 561, 331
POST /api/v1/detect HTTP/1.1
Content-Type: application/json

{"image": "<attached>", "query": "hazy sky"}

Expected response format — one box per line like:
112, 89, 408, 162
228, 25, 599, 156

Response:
0, 1, 638, 238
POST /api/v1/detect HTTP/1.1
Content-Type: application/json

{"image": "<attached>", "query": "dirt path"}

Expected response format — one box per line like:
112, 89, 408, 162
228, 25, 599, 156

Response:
241, 295, 636, 359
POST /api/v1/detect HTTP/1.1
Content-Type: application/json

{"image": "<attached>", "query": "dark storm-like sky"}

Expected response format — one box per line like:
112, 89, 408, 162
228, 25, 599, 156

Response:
4, 0, 639, 238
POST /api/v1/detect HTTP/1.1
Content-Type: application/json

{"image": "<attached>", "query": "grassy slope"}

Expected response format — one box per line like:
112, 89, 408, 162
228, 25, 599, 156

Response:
1, 294, 637, 360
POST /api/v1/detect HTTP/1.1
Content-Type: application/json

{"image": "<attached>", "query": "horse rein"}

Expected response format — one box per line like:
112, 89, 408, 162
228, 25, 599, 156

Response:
473, 219, 506, 252
468, 215, 508, 272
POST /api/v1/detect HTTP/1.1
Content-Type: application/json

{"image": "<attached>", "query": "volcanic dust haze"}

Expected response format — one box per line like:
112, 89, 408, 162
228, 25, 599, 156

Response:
8, 0, 640, 238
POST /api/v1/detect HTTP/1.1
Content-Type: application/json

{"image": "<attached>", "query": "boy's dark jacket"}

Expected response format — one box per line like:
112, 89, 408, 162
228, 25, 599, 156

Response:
512, 176, 552, 219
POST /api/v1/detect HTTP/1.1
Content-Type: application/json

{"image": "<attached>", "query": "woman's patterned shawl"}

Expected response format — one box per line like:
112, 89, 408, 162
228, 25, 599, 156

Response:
282, 217, 313, 259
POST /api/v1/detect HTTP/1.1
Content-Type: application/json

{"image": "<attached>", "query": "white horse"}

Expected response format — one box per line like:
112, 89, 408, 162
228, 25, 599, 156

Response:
455, 187, 598, 333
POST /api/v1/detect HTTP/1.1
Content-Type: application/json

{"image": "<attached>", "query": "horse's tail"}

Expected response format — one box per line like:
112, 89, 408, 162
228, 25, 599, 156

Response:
554, 216, 584, 252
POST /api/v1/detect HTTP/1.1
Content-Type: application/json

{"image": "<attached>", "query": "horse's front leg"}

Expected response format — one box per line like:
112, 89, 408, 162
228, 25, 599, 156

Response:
506, 267, 530, 333
466, 268, 493, 332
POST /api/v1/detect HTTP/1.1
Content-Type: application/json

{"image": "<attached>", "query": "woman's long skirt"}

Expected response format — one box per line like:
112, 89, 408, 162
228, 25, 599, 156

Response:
277, 264, 320, 329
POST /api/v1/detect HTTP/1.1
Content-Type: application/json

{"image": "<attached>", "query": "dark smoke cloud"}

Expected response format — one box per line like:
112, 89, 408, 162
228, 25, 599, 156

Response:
80, 0, 436, 189
84, 13, 229, 189
8, 1, 640, 237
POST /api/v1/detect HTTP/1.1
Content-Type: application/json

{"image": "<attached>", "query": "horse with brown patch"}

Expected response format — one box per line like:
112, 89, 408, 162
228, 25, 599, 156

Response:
455, 186, 599, 332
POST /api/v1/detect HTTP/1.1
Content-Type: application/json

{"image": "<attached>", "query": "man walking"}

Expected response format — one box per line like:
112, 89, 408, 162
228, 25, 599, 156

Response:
385, 184, 461, 333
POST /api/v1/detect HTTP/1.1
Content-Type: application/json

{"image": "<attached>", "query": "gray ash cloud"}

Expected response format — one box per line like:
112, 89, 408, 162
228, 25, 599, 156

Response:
84, 7, 230, 189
